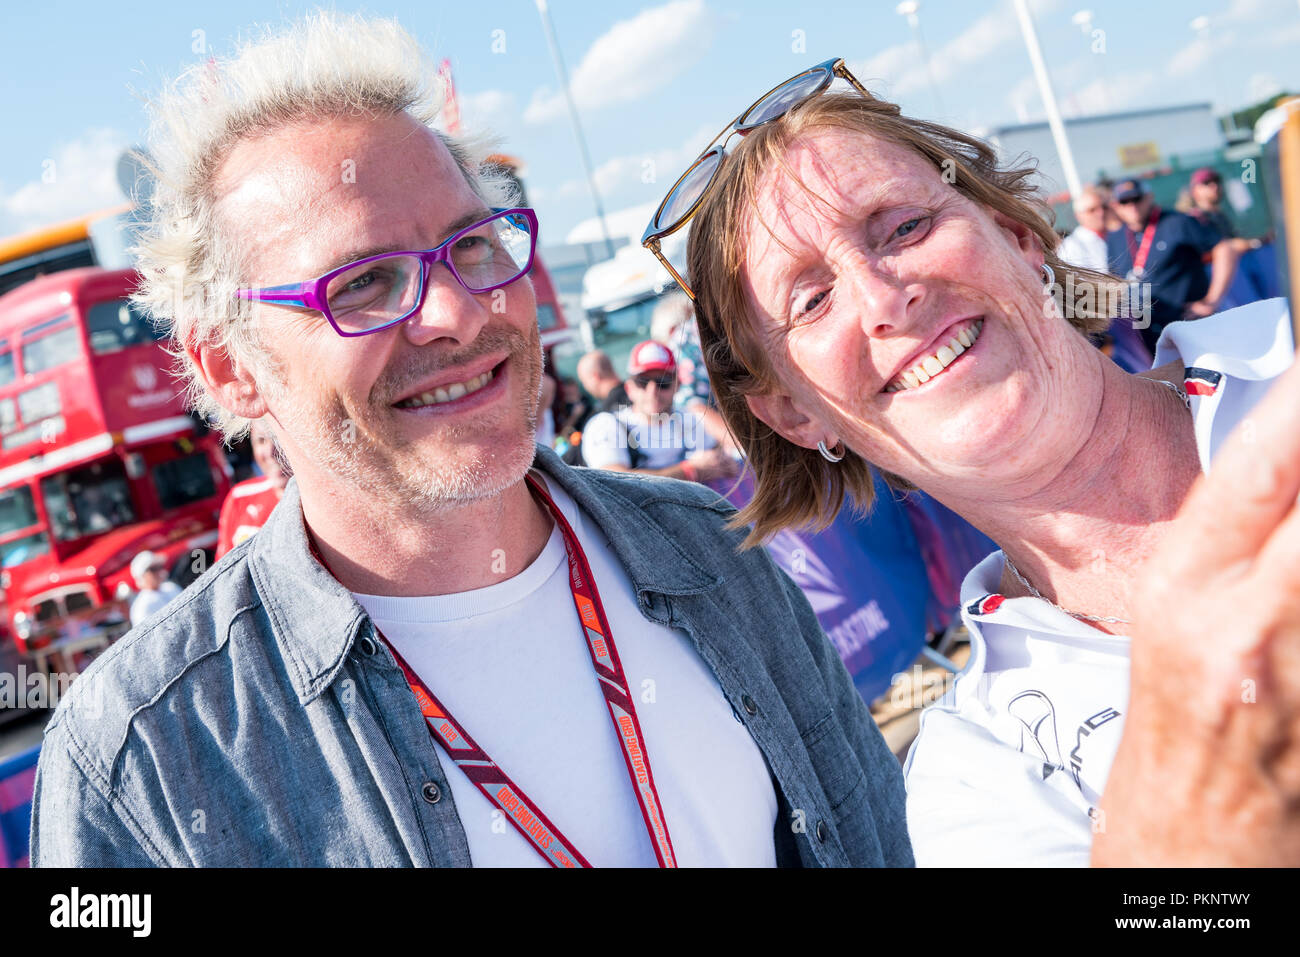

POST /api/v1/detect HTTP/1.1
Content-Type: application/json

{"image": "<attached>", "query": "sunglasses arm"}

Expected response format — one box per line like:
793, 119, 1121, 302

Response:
646, 237, 696, 302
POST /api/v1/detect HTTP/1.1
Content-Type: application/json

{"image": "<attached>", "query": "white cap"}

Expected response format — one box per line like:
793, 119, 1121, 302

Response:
130, 550, 165, 585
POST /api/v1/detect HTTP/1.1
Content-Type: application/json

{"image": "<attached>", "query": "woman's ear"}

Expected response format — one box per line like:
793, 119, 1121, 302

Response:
187, 338, 270, 421
745, 390, 826, 451
992, 210, 1044, 271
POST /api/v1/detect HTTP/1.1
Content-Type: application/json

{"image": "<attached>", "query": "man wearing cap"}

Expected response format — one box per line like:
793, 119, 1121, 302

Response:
1185, 166, 1266, 260
1105, 177, 1235, 350
580, 340, 737, 485
127, 552, 181, 628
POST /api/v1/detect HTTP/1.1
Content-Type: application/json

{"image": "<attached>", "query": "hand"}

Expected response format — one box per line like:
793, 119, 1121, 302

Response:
1183, 298, 1217, 318
1094, 358, 1300, 865
688, 447, 739, 483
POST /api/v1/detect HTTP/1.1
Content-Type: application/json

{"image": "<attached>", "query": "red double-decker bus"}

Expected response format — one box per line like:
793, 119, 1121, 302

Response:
0, 266, 231, 656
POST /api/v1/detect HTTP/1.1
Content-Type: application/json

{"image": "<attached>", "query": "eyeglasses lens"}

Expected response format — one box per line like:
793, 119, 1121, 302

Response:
656, 151, 723, 234
324, 212, 534, 332
738, 69, 829, 128
326, 255, 425, 333
452, 213, 534, 292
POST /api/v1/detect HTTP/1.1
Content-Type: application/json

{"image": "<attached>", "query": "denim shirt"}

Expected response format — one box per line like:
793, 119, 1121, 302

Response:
30, 447, 913, 867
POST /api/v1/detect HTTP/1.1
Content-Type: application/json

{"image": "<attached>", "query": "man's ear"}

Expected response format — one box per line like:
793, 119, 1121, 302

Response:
187, 338, 270, 420
744, 390, 826, 451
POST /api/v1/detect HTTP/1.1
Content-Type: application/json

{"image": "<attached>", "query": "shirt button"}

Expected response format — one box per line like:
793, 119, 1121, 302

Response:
357, 635, 378, 656
816, 820, 828, 843
742, 694, 758, 716
421, 782, 442, 804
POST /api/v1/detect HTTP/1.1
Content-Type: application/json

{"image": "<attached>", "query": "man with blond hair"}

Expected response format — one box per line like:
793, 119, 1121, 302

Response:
29, 13, 910, 868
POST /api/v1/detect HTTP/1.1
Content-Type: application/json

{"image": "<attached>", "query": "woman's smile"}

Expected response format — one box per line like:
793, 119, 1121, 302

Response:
883, 316, 985, 393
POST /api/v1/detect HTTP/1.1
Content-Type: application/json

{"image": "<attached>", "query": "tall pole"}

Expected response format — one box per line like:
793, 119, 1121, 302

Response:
535, 0, 616, 259
1013, 0, 1083, 200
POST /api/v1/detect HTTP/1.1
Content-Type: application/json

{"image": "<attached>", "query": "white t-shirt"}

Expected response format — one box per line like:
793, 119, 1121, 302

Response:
1058, 226, 1110, 273
352, 479, 778, 867
581, 406, 717, 470
129, 581, 182, 627
902, 298, 1294, 867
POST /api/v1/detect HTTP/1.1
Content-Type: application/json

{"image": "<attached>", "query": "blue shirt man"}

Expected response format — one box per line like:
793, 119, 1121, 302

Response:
1105, 178, 1223, 350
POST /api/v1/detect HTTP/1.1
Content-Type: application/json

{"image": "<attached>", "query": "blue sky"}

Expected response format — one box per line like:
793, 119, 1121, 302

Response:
2, 0, 1298, 245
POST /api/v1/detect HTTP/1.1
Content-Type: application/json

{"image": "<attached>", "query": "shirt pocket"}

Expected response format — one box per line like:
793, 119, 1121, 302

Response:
800, 710, 868, 820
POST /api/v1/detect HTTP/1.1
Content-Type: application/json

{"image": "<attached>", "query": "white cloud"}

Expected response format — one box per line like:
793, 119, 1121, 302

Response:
847, 43, 916, 100
1166, 34, 1223, 78
1247, 72, 1283, 102
552, 122, 717, 210
0, 128, 130, 235
565, 201, 660, 246
458, 89, 519, 134
851, 0, 1061, 110
525, 0, 714, 124
1067, 70, 1158, 115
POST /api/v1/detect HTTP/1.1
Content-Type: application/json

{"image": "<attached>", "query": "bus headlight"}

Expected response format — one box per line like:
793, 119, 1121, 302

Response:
13, 612, 31, 640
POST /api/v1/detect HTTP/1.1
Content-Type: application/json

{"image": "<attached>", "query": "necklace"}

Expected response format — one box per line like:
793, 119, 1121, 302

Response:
1002, 556, 1132, 625
1001, 376, 1189, 626
1153, 376, 1190, 410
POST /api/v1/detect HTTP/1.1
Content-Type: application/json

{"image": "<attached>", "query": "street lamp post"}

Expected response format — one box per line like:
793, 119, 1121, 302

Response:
1013, 0, 1083, 201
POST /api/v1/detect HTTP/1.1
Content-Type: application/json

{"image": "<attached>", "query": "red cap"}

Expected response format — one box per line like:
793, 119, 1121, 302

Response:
1191, 167, 1221, 185
627, 340, 677, 376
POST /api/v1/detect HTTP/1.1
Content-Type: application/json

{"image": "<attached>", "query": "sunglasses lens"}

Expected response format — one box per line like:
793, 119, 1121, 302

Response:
655, 150, 723, 232
738, 69, 829, 129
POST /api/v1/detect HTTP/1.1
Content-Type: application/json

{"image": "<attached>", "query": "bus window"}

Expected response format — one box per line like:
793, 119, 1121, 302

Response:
0, 486, 39, 535
18, 381, 61, 422
21, 315, 82, 376
0, 487, 50, 567
86, 299, 168, 355
0, 350, 14, 387
0, 531, 51, 568
152, 452, 217, 510
40, 459, 137, 541
0, 397, 15, 434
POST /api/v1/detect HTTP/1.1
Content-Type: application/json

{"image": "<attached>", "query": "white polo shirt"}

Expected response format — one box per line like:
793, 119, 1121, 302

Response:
902, 298, 1294, 866
581, 407, 717, 470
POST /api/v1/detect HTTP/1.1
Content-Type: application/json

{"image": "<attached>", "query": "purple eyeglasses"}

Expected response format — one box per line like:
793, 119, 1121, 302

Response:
236, 207, 539, 337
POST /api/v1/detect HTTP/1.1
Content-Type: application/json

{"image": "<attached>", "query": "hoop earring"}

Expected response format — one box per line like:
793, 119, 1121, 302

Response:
1041, 262, 1055, 286
817, 439, 845, 463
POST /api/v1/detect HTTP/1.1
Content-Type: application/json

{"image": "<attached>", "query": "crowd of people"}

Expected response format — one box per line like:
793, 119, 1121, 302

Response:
1057, 167, 1270, 359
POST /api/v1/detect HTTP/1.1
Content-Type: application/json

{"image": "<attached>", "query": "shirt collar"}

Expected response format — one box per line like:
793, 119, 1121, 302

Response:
246, 445, 720, 703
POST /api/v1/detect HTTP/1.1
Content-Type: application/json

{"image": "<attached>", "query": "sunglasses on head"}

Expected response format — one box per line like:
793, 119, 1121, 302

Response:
641, 57, 871, 300
632, 373, 677, 390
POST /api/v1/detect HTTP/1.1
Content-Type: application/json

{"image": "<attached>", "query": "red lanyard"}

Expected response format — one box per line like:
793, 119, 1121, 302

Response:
1125, 207, 1160, 277
374, 473, 678, 869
